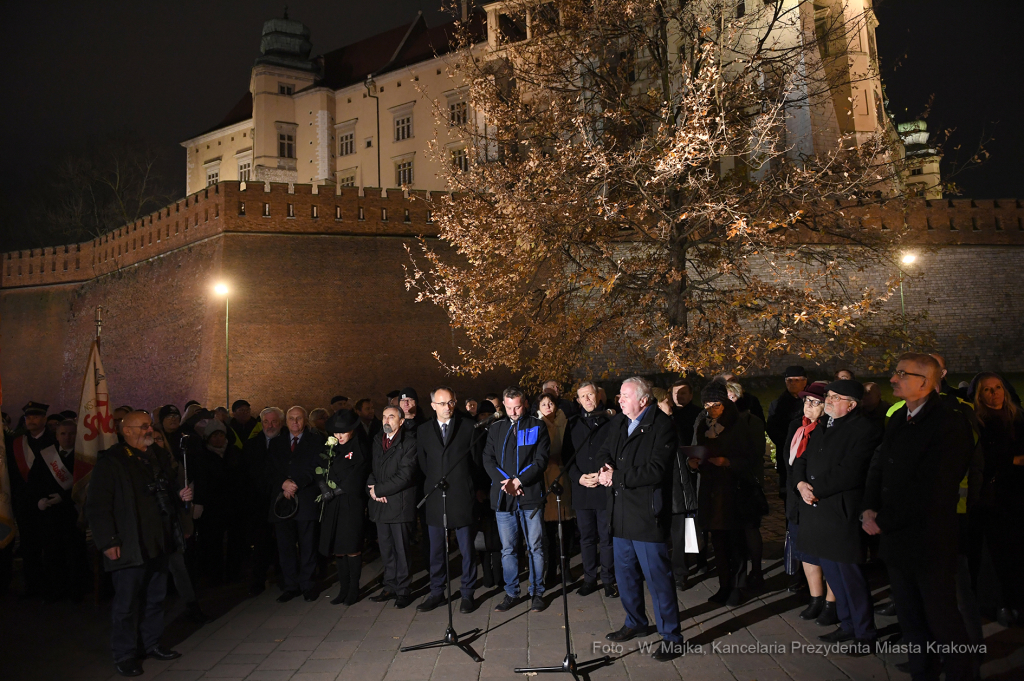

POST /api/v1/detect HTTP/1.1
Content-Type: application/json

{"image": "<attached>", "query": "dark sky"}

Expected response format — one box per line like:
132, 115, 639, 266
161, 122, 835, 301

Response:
1, 0, 1019, 222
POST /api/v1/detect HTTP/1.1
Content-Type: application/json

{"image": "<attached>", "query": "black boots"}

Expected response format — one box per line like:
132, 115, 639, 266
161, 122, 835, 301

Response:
331, 558, 349, 605
816, 600, 839, 626
800, 596, 825, 620
344, 555, 362, 606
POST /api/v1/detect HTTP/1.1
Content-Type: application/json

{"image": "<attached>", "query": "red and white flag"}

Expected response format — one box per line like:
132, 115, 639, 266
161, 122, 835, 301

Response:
74, 341, 118, 483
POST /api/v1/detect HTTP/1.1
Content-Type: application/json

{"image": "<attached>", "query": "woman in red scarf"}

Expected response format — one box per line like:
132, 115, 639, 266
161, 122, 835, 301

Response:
783, 382, 836, 623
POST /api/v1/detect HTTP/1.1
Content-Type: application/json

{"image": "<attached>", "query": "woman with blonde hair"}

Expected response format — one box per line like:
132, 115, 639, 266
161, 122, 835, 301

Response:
537, 392, 574, 586
972, 373, 1024, 627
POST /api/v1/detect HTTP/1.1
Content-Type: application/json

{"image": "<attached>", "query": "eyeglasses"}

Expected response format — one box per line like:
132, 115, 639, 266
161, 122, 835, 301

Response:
803, 397, 823, 406
431, 400, 457, 407
891, 369, 927, 380
123, 424, 154, 431
825, 393, 854, 403
703, 402, 722, 409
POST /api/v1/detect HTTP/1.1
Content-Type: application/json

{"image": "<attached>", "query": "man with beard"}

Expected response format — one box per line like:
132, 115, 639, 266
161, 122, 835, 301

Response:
367, 406, 419, 608
86, 411, 191, 676
241, 408, 283, 596
566, 382, 617, 597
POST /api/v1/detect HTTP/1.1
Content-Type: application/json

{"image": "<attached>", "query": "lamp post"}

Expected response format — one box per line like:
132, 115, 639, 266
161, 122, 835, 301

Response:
898, 253, 916, 337
214, 283, 230, 409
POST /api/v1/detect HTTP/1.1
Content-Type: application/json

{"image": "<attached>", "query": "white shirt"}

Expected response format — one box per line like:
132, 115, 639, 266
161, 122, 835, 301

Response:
907, 402, 926, 420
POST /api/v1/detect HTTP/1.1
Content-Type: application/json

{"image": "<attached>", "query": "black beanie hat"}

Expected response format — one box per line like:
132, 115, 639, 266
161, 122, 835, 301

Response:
701, 381, 730, 405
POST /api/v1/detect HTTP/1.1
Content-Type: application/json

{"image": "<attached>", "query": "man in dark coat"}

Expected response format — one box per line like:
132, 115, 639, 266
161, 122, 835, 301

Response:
668, 379, 703, 587
565, 381, 617, 597
240, 407, 282, 596
595, 377, 683, 662
86, 411, 189, 676
861, 353, 974, 681
483, 387, 551, 613
367, 406, 419, 608
4, 401, 61, 599
228, 399, 261, 446
416, 387, 481, 614
767, 366, 808, 496
355, 398, 383, 445
793, 380, 882, 652
266, 406, 324, 603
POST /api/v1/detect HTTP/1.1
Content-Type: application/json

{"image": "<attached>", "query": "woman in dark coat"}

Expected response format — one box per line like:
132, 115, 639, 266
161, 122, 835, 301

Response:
792, 380, 882, 646
318, 410, 371, 605
782, 381, 837, 623
689, 382, 762, 606
972, 373, 1024, 627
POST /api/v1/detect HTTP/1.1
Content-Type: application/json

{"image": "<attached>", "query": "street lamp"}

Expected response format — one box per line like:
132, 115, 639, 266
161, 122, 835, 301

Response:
213, 282, 230, 409
898, 253, 916, 337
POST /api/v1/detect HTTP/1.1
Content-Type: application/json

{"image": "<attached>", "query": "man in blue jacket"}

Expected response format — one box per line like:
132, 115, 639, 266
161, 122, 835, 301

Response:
483, 387, 550, 613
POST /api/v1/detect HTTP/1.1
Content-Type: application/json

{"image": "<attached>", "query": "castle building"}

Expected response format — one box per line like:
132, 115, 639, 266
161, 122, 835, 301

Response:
182, 1, 912, 197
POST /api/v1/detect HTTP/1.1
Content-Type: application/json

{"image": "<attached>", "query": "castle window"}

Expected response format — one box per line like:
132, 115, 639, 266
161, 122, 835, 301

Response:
396, 158, 414, 186
339, 131, 355, 156
279, 133, 295, 158
239, 201, 246, 216
287, 203, 295, 218
335, 206, 342, 220
395, 114, 412, 141
206, 167, 219, 186
358, 207, 365, 221
311, 205, 319, 218
451, 147, 469, 173
238, 160, 252, 182
426, 210, 433, 223
279, 83, 294, 96
382, 208, 388, 221
263, 203, 270, 217
404, 208, 411, 223
338, 170, 357, 187
911, 168, 923, 176
449, 100, 468, 127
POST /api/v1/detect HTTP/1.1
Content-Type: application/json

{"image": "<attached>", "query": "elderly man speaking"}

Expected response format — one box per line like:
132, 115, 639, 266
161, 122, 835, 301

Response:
593, 377, 683, 662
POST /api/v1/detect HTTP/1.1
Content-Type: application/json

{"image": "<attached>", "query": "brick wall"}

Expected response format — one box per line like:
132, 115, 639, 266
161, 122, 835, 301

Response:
2, 182, 1022, 414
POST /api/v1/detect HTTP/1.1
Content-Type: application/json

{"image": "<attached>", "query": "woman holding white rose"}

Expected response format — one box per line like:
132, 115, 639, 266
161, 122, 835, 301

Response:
317, 409, 371, 605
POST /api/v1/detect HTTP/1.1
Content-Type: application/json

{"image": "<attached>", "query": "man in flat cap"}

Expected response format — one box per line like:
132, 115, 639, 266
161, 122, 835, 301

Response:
768, 367, 808, 497
5, 401, 66, 599
792, 380, 882, 654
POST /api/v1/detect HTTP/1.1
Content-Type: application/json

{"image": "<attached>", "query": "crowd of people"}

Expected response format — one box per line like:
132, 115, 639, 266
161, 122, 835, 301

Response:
2, 354, 1022, 680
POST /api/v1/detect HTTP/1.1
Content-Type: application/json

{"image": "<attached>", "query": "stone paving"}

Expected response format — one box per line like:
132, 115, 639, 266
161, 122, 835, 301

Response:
87, 550, 1016, 681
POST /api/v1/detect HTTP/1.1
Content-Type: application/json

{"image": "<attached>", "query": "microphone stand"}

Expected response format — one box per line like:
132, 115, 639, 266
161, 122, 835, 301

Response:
400, 473, 482, 662
516, 449, 610, 679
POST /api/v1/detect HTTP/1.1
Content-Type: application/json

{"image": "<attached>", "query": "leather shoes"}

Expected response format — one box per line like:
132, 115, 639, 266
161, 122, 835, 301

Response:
416, 592, 446, 612
846, 638, 877, 657
302, 588, 319, 602
370, 590, 395, 603
651, 639, 685, 662
530, 595, 547, 612
460, 595, 476, 614
604, 584, 619, 599
394, 594, 415, 609
606, 624, 646, 642
577, 581, 600, 597
816, 601, 839, 626
818, 627, 855, 643
114, 659, 143, 677
277, 589, 301, 603
874, 601, 896, 617
726, 588, 746, 607
494, 594, 517, 612
146, 646, 181, 661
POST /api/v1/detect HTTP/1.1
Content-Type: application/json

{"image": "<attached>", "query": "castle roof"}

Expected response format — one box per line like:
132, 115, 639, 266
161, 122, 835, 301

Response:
188, 10, 485, 141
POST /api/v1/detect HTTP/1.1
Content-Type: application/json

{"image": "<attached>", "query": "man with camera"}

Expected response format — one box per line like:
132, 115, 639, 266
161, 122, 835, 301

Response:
86, 411, 193, 677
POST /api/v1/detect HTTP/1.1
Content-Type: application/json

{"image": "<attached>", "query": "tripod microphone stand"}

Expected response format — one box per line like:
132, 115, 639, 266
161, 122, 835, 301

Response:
400, 476, 482, 662
515, 462, 610, 680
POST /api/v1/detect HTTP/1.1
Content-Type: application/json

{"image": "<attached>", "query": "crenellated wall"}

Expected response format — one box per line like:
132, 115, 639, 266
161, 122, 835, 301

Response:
1, 183, 1022, 414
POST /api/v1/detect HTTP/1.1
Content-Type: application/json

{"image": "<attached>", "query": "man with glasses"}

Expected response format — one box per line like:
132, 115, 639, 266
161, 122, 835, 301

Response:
416, 387, 483, 614
792, 380, 881, 654
861, 353, 974, 680
86, 411, 192, 677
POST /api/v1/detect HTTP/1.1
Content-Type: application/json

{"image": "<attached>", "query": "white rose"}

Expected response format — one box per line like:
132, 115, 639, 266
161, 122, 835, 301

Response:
326, 436, 339, 446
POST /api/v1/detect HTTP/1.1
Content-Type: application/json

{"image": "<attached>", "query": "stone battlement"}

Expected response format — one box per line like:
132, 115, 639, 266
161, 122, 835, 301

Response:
1, 181, 444, 289
3, 183, 1023, 290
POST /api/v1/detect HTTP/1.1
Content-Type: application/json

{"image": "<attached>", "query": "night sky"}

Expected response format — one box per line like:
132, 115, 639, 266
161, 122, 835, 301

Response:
1, 0, 1019, 247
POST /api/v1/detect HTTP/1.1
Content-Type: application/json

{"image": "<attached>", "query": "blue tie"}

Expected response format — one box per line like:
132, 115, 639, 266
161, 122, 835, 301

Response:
441, 422, 448, 444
